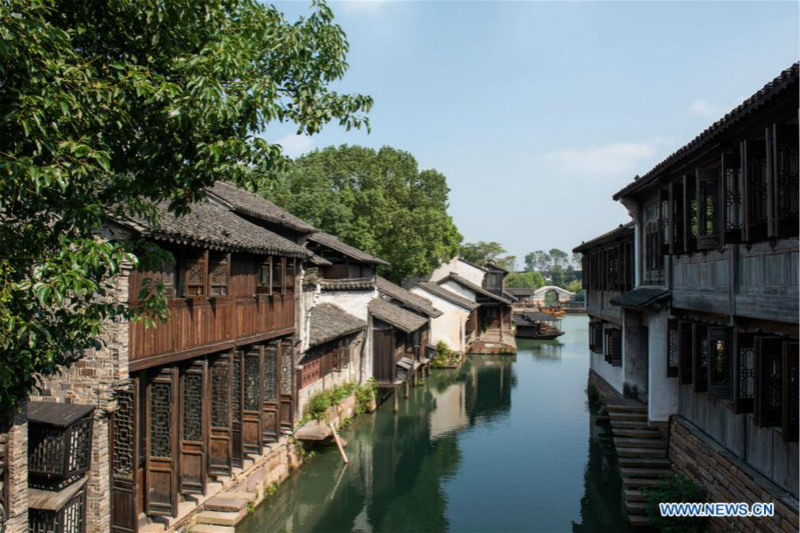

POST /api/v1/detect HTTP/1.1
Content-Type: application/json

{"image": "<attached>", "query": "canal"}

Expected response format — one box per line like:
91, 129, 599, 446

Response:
237, 314, 633, 533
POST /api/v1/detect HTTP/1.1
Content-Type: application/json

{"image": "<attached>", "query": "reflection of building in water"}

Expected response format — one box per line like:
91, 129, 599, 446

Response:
571, 412, 630, 533
464, 356, 514, 426
430, 381, 469, 438
533, 342, 563, 359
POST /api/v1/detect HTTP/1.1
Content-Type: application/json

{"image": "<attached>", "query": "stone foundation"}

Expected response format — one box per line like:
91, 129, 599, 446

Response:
669, 416, 799, 533
588, 369, 622, 400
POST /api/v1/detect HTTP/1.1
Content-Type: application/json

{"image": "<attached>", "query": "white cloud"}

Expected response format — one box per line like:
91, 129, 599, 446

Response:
275, 134, 314, 158
688, 98, 717, 116
542, 141, 659, 180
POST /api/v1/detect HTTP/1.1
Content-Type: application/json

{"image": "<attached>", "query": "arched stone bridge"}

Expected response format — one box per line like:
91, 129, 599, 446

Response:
532, 285, 575, 304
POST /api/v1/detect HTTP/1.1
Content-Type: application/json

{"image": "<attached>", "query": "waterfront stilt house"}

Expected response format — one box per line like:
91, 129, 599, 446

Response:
577, 63, 799, 531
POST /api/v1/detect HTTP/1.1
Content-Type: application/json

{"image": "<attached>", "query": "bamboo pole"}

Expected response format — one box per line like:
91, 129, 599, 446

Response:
329, 423, 349, 464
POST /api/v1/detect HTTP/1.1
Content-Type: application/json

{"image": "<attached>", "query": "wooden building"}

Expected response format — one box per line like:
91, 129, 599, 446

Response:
578, 63, 799, 531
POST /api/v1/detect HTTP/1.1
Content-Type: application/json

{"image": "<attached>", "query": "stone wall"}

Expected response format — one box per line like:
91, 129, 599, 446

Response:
3, 406, 28, 533
669, 416, 799, 533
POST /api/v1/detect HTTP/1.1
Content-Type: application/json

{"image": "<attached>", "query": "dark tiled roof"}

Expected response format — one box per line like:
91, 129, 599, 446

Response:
369, 298, 427, 333
457, 258, 488, 272
610, 288, 671, 310
308, 232, 390, 266
574, 222, 635, 253
502, 290, 518, 302
208, 181, 317, 233
121, 202, 309, 257
484, 260, 509, 273
318, 277, 376, 291
28, 402, 94, 427
613, 63, 799, 200
309, 254, 333, 267
441, 273, 513, 304
377, 277, 442, 318
414, 282, 479, 310
506, 287, 535, 297
307, 303, 366, 348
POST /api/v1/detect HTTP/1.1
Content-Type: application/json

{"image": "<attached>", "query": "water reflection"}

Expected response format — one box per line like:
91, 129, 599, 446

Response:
237, 316, 631, 533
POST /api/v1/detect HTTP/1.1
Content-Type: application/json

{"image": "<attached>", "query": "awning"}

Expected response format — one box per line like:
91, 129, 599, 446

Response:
397, 357, 414, 371
610, 288, 671, 310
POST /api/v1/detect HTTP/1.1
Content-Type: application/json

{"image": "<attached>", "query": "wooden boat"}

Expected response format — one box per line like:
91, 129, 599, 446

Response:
540, 307, 566, 317
512, 312, 565, 340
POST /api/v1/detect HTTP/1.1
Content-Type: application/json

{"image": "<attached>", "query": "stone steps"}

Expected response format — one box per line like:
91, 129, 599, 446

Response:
625, 489, 648, 502
613, 437, 666, 449
626, 501, 650, 516
192, 525, 237, 533
612, 428, 662, 439
616, 446, 667, 458
622, 476, 662, 489
608, 412, 648, 422
628, 514, 652, 527
620, 466, 672, 478
195, 509, 248, 527
204, 495, 251, 513
606, 403, 648, 414
618, 457, 672, 469
611, 420, 651, 430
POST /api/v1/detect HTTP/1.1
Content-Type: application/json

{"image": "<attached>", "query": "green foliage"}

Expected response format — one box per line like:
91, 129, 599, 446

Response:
586, 383, 599, 405
273, 145, 461, 282
262, 482, 279, 499
307, 391, 332, 421
430, 341, 461, 368
305, 382, 357, 421
644, 475, 707, 533
246, 501, 255, 514
505, 271, 544, 290
0, 0, 370, 416
354, 378, 377, 414
564, 280, 582, 293
460, 242, 515, 270
330, 381, 356, 404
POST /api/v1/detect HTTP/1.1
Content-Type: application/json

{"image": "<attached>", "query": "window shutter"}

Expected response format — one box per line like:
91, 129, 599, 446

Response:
208, 253, 229, 297
707, 327, 732, 399
769, 124, 799, 238
666, 319, 679, 378
683, 174, 697, 253
660, 188, 670, 255
734, 332, 756, 414
669, 181, 685, 255
692, 324, 709, 393
782, 341, 798, 442
754, 336, 783, 427
742, 139, 769, 243
678, 321, 694, 385
696, 168, 721, 250
183, 250, 208, 297
722, 150, 743, 244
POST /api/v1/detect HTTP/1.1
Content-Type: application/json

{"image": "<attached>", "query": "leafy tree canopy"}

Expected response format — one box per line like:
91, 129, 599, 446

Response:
273, 145, 462, 282
0, 0, 371, 415
460, 241, 516, 270
505, 271, 544, 290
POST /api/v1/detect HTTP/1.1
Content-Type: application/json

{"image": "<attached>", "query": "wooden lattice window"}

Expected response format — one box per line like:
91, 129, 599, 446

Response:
257, 258, 272, 294
754, 336, 783, 427
244, 353, 261, 412
263, 344, 278, 402
708, 326, 732, 399
208, 253, 230, 297
660, 188, 670, 255
723, 149, 743, 243
29, 489, 86, 533
742, 139, 769, 243
666, 319, 679, 378
280, 340, 293, 395
300, 353, 322, 388
28, 404, 94, 487
142, 260, 177, 300
678, 320, 694, 385
285, 259, 296, 290
182, 371, 203, 442
735, 332, 756, 414
692, 324, 709, 393
589, 322, 603, 354
696, 168, 721, 250
211, 358, 231, 428
605, 328, 622, 367
644, 202, 663, 283
181, 250, 207, 297
683, 173, 698, 254
769, 123, 799, 238
607, 245, 619, 291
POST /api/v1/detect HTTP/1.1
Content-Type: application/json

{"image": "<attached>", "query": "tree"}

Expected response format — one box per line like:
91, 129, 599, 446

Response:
571, 251, 583, 269
0, 0, 372, 415
505, 271, 544, 290
524, 250, 551, 272
460, 241, 506, 265
276, 145, 462, 282
549, 248, 569, 269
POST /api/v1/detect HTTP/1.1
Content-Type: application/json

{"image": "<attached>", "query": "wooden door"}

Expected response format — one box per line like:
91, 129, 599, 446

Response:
208, 353, 232, 477
279, 338, 295, 433
145, 368, 179, 517
231, 351, 244, 468
242, 346, 263, 455
373, 326, 394, 383
179, 360, 206, 495
262, 342, 280, 444
111, 379, 139, 533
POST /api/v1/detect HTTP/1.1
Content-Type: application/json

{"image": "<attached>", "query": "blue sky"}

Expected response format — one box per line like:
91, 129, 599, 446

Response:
271, 0, 798, 266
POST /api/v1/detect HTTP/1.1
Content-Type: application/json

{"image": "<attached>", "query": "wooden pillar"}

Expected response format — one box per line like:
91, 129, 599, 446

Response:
393, 388, 399, 414
404, 380, 410, 399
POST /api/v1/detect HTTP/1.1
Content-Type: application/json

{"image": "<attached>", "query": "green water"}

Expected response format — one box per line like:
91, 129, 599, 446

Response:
237, 315, 632, 533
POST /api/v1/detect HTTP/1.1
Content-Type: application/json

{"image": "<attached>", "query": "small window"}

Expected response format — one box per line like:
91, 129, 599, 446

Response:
692, 324, 709, 393
696, 168, 720, 250
272, 257, 283, 295
257, 258, 271, 294
678, 321, 694, 385
605, 328, 622, 367
589, 322, 604, 355
707, 326, 732, 399
669, 180, 685, 254
754, 336, 783, 428
735, 332, 756, 413
722, 149, 743, 243
285, 259, 295, 290
644, 202, 663, 283
208, 253, 229, 297
770, 124, 799, 239
181, 251, 207, 297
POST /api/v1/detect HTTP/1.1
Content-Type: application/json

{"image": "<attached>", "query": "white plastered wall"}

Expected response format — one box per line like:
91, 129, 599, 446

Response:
410, 286, 471, 353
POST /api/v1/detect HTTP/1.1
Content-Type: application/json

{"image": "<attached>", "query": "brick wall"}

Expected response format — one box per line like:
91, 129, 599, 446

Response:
669, 416, 799, 533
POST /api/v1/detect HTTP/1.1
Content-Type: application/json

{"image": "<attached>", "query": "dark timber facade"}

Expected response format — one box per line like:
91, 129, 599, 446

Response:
578, 63, 799, 532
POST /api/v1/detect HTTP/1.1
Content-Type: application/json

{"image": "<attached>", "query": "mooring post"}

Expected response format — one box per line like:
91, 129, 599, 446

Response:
404, 379, 410, 399
329, 423, 349, 464
393, 388, 399, 413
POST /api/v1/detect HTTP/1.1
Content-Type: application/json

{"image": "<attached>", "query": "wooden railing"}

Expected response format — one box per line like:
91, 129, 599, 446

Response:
130, 291, 295, 363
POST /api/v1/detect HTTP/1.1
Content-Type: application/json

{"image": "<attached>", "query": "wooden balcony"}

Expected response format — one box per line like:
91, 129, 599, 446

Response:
129, 292, 295, 370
